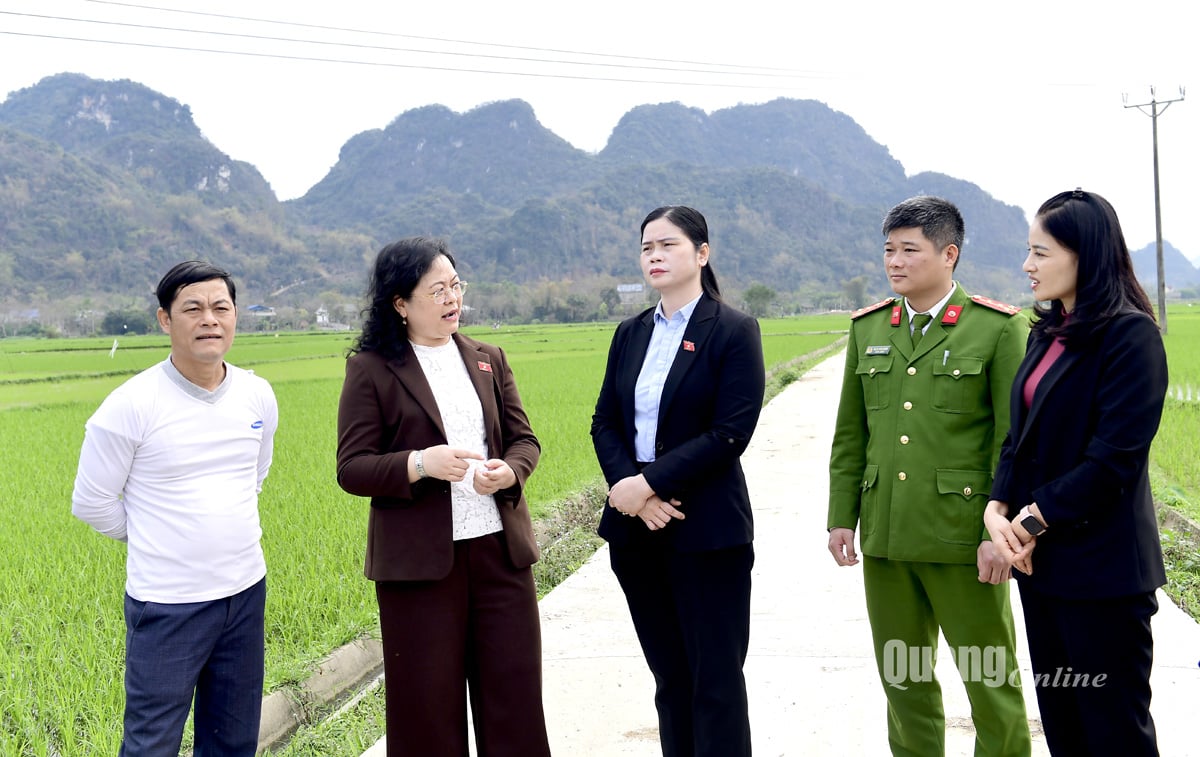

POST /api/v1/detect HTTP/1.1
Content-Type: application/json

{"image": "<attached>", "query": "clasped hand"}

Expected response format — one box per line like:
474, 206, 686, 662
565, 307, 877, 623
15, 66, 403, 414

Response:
420, 445, 516, 494
982, 499, 1037, 581
607, 473, 684, 531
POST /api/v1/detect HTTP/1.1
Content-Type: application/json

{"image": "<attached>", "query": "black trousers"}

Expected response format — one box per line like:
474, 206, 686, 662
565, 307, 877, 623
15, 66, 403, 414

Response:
610, 542, 754, 757
1018, 582, 1159, 756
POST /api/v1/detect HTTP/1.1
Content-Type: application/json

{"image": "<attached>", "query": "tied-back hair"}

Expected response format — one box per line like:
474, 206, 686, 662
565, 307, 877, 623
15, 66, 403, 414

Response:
882, 195, 965, 271
348, 237, 456, 360
1032, 189, 1155, 347
641, 205, 722, 302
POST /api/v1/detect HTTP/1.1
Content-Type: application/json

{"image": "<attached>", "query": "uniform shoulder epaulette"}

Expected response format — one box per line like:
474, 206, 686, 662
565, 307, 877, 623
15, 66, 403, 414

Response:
851, 297, 896, 320
970, 295, 1022, 315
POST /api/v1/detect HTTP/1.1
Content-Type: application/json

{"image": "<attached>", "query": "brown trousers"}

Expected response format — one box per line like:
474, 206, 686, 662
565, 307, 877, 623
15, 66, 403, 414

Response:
375, 531, 550, 757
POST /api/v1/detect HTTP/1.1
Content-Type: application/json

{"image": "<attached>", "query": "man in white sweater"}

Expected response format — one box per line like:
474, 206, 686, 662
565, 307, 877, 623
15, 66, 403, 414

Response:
72, 261, 278, 757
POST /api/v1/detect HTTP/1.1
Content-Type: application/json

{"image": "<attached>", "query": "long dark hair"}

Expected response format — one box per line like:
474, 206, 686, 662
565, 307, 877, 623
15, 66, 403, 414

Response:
641, 205, 722, 302
348, 237, 456, 359
1031, 190, 1154, 346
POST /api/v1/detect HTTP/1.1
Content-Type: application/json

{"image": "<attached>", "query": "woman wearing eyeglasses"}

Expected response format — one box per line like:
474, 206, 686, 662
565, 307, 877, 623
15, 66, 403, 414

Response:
336, 237, 550, 757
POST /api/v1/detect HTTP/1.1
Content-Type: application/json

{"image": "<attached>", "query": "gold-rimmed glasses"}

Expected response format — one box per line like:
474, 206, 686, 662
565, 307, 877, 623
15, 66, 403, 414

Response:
415, 281, 469, 305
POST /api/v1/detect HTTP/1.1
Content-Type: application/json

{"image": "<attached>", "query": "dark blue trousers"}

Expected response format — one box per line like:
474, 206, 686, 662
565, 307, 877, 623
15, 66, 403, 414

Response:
119, 577, 266, 757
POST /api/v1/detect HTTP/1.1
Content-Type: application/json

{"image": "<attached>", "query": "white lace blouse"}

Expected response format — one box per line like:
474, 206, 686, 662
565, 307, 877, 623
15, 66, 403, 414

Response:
410, 340, 503, 540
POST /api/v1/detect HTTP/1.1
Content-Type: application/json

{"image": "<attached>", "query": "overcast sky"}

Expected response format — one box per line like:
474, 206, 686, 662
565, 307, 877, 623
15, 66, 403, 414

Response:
3, 0, 1197, 267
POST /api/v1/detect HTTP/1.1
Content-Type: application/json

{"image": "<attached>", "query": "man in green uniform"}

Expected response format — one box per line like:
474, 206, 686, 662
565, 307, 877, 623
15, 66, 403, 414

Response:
828, 196, 1031, 756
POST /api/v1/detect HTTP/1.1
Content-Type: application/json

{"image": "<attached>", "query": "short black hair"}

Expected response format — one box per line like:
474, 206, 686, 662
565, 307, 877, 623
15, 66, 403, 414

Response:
156, 261, 237, 311
882, 196, 965, 269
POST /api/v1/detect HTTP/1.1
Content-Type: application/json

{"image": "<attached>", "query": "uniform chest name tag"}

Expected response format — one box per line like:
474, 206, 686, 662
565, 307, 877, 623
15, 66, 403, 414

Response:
865, 346, 891, 355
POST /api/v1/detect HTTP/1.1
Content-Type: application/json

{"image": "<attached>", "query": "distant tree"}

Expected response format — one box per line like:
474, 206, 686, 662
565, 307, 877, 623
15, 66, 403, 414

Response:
842, 276, 870, 309
599, 287, 620, 314
742, 284, 777, 318
16, 321, 53, 337
101, 308, 156, 336
565, 294, 593, 322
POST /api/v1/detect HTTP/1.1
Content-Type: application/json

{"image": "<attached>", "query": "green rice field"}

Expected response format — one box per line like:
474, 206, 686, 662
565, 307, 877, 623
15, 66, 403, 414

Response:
1153, 304, 1200, 523
0, 314, 848, 755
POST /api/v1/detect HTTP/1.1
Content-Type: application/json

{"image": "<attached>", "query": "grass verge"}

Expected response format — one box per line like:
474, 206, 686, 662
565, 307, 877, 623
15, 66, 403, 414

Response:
269, 679, 388, 756
1153, 470, 1200, 623
1160, 526, 1200, 622
763, 336, 847, 403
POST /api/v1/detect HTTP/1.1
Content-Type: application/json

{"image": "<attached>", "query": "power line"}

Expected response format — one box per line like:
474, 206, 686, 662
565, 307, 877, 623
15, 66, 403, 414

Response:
0, 29, 811, 91
81, 0, 817, 76
0, 9, 821, 82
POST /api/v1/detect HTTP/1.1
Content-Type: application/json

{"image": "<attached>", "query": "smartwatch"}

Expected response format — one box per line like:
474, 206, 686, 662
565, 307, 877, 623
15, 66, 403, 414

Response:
1020, 514, 1046, 536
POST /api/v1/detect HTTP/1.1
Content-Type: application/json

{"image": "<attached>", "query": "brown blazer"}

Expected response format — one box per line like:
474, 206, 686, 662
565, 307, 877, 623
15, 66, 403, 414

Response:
336, 333, 540, 582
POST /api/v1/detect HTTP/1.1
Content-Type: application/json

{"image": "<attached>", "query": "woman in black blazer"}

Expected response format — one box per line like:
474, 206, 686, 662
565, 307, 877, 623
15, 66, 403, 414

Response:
591, 206, 765, 757
984, 190, 1168, 756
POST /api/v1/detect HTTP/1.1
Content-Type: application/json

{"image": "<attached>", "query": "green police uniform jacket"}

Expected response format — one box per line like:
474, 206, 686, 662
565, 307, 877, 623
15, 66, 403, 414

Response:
828, 283, 1029, 564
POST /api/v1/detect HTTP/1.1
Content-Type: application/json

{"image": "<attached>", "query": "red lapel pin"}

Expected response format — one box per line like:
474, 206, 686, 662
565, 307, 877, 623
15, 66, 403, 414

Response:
477, 361, 492, 372
682, 340, 696, 352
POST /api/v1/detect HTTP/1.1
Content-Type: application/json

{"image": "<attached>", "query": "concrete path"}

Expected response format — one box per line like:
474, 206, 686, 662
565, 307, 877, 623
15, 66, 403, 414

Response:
364, 350, 1200, 756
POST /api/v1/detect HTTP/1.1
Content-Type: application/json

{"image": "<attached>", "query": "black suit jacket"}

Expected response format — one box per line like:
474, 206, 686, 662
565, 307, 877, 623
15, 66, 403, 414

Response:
336, 333, 540, 582
991, 311, 1168, 599
591, 295, 765, 552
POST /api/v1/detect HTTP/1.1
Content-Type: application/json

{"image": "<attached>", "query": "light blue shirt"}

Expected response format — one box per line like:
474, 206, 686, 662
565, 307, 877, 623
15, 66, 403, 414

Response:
634, 294, 702, 462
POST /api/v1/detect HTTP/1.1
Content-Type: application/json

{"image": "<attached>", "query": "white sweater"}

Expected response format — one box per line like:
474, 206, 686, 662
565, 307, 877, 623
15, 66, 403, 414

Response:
72, 358, 278, 603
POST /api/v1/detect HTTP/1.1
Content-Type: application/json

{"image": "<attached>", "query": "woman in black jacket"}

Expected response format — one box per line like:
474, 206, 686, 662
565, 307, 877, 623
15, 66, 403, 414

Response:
984, 189, 1168, 756
591, 206, 765, 757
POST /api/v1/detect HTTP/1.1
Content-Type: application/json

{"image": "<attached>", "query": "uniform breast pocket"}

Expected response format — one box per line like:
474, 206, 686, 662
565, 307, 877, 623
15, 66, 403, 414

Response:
931, 357, 984, 413
856, 356, 894, 410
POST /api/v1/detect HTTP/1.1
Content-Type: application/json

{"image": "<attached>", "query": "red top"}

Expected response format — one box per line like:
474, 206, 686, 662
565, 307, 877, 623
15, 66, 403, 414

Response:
1023, 337, 1066, 409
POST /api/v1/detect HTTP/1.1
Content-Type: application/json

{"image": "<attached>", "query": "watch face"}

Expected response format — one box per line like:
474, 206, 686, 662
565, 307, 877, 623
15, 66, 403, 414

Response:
1022, 515, 1045, 536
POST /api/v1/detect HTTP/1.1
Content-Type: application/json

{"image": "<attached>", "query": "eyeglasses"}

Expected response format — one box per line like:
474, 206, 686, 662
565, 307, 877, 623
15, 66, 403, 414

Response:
414, 281, 468, 305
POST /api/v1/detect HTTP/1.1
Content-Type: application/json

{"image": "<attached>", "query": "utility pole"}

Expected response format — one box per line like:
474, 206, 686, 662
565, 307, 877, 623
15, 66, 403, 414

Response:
1124, 86, 1185, 335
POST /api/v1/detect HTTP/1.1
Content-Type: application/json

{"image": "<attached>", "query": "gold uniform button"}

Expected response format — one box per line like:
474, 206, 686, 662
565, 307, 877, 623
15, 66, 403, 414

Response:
898, 472, 907, 481
953, 369, 961, 376
963, 486, 973, 496
900, 435, 910, 444
869, 367, 876, 375
903, 401, 913, 410
907, 366, 917, 375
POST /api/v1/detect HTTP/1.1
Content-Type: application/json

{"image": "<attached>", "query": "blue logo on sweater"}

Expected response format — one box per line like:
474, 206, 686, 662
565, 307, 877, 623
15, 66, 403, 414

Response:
251, 420, 264, 429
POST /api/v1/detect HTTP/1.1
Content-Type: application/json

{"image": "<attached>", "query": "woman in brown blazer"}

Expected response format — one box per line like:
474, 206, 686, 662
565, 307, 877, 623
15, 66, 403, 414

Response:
336, 237, 550, 757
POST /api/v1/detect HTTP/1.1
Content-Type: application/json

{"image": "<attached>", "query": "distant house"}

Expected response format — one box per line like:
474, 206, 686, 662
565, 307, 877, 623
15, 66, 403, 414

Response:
246, 304, 275, 317
617, 283, 645, 306
315, 307, 329, 325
